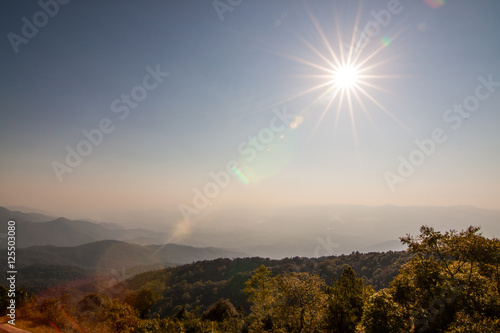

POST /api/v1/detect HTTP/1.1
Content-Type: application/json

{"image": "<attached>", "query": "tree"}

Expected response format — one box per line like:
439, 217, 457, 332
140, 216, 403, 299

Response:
125, 288, 159, 318
78, 292, 139, 332
446, 311, 500, 333
362, 289, 406, 333
392, 226, 500, 332
0, 287, 32, 316
202, 298, 238, 322
245, 265, 327, 332
326, 266, 373, 332
39, 293, 74, 331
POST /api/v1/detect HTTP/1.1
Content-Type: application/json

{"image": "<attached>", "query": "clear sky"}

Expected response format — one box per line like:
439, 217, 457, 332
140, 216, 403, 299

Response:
1, 0, 499, 219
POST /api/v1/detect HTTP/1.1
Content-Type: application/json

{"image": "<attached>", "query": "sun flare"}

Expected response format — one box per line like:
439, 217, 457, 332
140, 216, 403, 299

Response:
264, 5, 407, 147
332, 63, 360, 90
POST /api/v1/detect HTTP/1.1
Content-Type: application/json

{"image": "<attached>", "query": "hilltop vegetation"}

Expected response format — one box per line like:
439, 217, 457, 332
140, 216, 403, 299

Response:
126, 250, 411, 317
3, 225, 499, 332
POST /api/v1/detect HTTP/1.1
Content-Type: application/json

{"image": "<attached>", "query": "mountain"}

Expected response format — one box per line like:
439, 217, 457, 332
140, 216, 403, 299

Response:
0, 206, 169, 248
0, 239, 248, 295
124, 251, 412, 316
0, 206, 55, 224
0, 264, 91, 294
2, 250, 411, 312
165, 205, 500, 258
0, 239, 247, 272
6, 205, 55, 216
3, 205, 499, 258
14, 218, 167, 248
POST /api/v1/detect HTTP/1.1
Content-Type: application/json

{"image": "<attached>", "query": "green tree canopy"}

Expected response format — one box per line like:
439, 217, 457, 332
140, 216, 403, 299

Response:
326, 266, 374, 332
245, 265, 327, 332
362, 226, 500, 333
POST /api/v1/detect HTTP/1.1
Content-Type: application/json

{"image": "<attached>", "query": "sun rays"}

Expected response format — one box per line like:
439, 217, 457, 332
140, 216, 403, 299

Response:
270, 4, 407, 146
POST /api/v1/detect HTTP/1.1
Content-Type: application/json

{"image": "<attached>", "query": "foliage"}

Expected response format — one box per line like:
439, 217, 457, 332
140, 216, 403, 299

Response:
78, 292, 139, 332
245, 266, 328, 332
362, 289, 407, 333
326, 266, 374, 332
4, 225, 499, 333
0, 286, 33, 316
445, 311, 500, 333
125, 288, 160, 318
396, 226, 500, 332
38, 293, 75, 331
361, 225, 500, 332
202, 298, 239, 322
125, 251, 410, 318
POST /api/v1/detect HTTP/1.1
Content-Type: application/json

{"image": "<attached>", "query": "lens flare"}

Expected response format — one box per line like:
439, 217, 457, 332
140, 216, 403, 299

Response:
290, 116, 304, 129
232, 165, 250, 185
237, 134, 297, 183
424, 0, 446, 8
172, 219, 192, 238
381, 36, 391, 47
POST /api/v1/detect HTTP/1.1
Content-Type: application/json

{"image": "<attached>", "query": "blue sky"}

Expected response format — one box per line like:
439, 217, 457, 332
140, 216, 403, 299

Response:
1, 0, 499, 218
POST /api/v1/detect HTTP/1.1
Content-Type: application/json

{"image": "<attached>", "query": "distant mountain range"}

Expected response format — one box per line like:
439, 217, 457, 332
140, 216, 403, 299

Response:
0, 239, 247, 272
2, 205, 499, 259
1, 204, 498, 300
162, 205, 500, 258
0, 206, 168, 248
0, 206, 248, 289
0, 206, 249, 294
0, 206, 55, 223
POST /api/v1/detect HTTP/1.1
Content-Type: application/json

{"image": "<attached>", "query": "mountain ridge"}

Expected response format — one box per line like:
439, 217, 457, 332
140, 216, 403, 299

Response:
0, 239, 248, 272
0, 206, 169, 248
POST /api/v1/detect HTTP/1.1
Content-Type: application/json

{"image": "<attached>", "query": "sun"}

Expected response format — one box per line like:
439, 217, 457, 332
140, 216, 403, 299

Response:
260, 5, 406, 146
332, 63, 360, 90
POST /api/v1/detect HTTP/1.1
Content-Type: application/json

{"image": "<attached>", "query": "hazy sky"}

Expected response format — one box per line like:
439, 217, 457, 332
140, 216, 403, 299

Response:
1, 0, 499, 219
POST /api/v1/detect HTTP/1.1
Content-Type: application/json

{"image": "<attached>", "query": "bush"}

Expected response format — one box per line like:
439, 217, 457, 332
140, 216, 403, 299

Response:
202, 298, 238, 322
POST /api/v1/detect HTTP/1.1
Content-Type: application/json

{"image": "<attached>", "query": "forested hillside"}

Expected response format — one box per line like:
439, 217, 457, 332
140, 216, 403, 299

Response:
126, 250, 411, 316
2, 226, 499, 332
